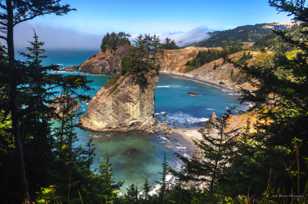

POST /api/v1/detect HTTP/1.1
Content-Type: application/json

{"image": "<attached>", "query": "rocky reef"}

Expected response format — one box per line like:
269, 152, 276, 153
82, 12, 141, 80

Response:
80, 71, 158, 132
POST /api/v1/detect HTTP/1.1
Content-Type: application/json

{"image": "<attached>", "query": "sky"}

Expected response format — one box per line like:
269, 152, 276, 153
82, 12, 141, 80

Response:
15, 0, 291, 49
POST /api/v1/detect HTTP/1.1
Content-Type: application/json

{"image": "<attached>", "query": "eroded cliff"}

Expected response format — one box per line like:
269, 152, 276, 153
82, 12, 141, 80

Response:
79, 44, 130, 74
80, 71, 158, 132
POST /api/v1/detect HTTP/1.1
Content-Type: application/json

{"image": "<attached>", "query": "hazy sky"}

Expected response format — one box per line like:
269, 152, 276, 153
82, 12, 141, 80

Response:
34, 0, 290, 33
15, 0, 291, 49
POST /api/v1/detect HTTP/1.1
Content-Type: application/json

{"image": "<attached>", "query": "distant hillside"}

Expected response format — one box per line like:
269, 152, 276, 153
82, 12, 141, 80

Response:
194, 23, 290, 48
161, 27, 211, 47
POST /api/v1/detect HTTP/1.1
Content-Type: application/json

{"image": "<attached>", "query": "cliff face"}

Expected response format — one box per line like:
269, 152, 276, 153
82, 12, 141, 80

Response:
186, 51, 266, 91
160, 50, 264, 91
79, 46, 264, 91
79, 44, 130, 74
80, 71, 158, 132
159, 47, 221, 73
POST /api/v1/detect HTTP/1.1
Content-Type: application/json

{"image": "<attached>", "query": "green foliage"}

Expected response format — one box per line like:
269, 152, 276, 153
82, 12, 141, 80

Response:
159, 153, 168, 204
35, 185, 60, 204
121, 34, 161, 89
173, 113, 237, 197
101, 32, 131, 52
186, 50, 227, 71
253, 33, 279, 51
196, 23, 277, 47
223, 1, 308, 202
161, 38, 179, 49
143, 179, 150, 201
125, 184, 139, 204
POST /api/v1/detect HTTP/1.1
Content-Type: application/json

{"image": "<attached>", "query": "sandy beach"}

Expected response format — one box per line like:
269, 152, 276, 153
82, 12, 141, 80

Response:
171, 127, 203, 146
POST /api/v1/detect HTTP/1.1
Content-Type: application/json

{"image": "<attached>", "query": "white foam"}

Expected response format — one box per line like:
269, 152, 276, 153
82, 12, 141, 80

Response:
156, 85, 182, 89
156, 112, 209, 127
206, 108, 215, 111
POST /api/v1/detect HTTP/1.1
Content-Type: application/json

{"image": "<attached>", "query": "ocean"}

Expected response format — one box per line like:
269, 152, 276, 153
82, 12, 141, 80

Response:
30, 50, 241, 190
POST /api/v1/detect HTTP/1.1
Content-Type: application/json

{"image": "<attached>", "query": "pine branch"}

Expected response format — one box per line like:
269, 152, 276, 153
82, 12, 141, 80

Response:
0, 34, 6, 40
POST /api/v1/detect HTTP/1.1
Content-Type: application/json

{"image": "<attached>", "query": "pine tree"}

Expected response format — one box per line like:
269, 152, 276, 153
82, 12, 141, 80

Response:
98, 158, 119, 203
143, 179, 150, 201
121, 34, 161, 89
227, 0, 308, 201
126, 184, 139, 204
174, 113, 236, 197
100, 32, 131, 52
162, 38, 178, 49
159, 153, 168, 204
18, 32, 55, 199
0, 1, 74, 202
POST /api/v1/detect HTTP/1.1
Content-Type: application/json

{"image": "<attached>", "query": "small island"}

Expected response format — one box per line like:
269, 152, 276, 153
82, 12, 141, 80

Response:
80, 34, 161, 132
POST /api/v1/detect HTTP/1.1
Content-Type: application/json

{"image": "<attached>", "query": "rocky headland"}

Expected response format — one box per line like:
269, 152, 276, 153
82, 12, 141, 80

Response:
78, 46, 265, 92
79, 44, 267, 138
80, 71, 158, 132
79, 44, 130, 74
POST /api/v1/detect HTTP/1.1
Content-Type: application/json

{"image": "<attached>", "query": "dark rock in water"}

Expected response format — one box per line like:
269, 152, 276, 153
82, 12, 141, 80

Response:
123, 148, 140, 156
209, 112, 217, 124
187, 91, 199, 96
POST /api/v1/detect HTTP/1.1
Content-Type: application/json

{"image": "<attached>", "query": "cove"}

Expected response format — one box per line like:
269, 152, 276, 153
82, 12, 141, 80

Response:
72, 73, 240, 190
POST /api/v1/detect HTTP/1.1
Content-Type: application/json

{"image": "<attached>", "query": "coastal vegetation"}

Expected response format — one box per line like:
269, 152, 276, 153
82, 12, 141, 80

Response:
161, 38, 179, 50
121, 35, 161, 88
186, 49, 226, 71
100, 32, 131, 52
0, 0, 308, 204
195, 23, 283, 48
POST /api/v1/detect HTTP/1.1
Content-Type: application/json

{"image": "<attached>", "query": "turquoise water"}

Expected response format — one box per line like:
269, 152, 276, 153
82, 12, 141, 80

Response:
43, 50, 98, 66
156, 74, 239, 127
71, 73, 240, 190
17, 49, 98, 67
44, 50, 240, 190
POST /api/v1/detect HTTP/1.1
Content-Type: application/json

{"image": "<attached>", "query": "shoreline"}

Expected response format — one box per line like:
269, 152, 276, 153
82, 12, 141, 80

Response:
170, 127, 203, 147
66, 68, 239, 94
159, 70, 240, 93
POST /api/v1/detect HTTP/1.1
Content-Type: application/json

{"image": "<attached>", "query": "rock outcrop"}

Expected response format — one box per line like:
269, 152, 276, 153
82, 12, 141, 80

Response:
160, 50, 266, 91
79, 46, 267, 92
80, 71, 158, 132
159, 47, 221, 73
79, 44, 130, 74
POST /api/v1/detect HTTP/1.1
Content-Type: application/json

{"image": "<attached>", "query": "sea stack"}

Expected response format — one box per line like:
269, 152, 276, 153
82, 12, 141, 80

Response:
80, 71, 158, 132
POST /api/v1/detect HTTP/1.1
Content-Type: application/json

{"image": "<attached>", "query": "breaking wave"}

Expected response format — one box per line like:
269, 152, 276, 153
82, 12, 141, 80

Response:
156, 85, 183, 89
155, 112, 208, 128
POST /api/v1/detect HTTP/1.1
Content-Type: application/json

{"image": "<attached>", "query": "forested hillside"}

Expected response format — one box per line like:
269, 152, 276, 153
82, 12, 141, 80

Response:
194, 23, 291, 49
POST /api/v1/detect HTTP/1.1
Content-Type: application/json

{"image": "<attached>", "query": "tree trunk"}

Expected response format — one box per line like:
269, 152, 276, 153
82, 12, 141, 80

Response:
6, 0, 30, 202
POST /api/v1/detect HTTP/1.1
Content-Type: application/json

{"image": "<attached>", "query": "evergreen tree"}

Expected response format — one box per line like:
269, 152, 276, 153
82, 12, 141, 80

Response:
126, 184, 139, 204
159, 153, 168, 204
225, 0, 308, 202
121, 34, 161, 89
101, 32, 131, 52
0, 1, 74, 202
18, 32, 56, 200
162, 38, 178, 49
174, 113, 236, 198
96, 158, 120, 203
143, 179, 150, 201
